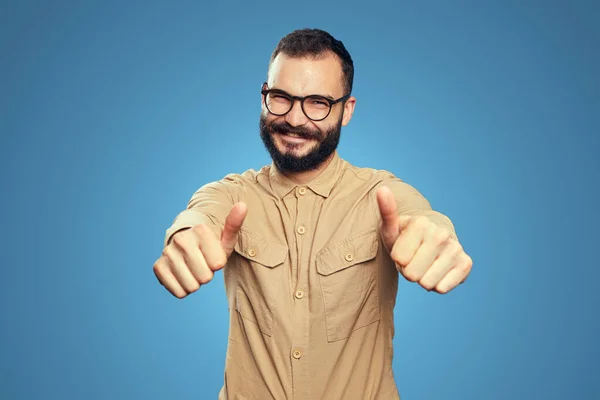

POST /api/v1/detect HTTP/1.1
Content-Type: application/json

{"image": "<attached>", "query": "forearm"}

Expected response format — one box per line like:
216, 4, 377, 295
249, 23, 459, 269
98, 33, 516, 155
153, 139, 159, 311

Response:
164, 210, 221, 247
377, 178, 458, 241
164, 180, 237, 247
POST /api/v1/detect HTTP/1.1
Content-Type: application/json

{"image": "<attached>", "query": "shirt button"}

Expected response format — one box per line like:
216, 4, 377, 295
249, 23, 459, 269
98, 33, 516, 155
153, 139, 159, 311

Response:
248, 248, 257, 257
295, 290, 304, 299
292, 350, 302, 359
298, 187, 307, 195
344, 253, 354, 262
297, 225, 306, 235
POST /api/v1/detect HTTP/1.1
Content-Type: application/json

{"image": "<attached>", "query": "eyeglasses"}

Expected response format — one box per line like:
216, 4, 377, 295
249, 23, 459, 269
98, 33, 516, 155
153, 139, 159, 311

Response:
261, 82, 351, 121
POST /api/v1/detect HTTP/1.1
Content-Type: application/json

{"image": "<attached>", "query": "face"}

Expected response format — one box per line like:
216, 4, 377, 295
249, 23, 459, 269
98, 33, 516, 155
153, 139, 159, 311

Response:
260, 52, 356, 173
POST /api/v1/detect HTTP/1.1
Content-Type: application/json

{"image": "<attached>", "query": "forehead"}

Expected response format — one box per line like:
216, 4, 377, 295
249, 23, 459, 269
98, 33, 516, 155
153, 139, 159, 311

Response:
267, 52, 344, 97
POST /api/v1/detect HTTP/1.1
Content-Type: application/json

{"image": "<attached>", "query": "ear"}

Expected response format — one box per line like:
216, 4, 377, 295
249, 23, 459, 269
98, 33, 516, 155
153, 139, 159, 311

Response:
260, 82, 267, 106
341, 96, 356, 126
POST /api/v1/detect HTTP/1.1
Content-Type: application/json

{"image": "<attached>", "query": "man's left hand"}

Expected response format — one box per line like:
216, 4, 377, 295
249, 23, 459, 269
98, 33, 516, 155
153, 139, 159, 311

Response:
376, 186, 473, 294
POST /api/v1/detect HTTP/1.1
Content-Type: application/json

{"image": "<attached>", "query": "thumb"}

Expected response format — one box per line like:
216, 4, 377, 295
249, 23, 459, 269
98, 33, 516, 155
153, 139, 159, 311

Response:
376, 186, 400, 251
220, 202, 248, 256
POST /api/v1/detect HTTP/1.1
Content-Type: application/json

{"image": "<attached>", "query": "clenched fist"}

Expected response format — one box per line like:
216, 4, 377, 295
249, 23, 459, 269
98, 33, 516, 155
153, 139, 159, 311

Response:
377, 186, 472, 294
153, 202, 248, 298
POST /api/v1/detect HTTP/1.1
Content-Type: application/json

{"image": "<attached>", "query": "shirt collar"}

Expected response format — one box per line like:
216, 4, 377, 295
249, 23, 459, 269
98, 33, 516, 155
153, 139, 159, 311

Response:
268, 151, 344, 199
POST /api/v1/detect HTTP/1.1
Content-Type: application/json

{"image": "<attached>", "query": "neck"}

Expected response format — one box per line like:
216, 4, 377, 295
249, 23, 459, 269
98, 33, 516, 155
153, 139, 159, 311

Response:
280, 153, 336, 185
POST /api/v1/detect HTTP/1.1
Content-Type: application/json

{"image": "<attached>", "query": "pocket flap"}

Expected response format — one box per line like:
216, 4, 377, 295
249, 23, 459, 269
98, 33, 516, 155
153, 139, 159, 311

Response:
316, 229, 379, 276
234, 229, 288, 268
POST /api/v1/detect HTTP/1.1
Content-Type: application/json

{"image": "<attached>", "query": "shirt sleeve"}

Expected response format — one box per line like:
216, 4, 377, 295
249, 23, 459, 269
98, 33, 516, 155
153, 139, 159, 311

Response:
375, 175, 458, 241
163, 174, 241, 247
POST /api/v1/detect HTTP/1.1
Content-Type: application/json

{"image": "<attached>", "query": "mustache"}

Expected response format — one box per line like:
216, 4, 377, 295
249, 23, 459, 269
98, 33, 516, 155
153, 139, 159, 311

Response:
268, 121, 323, 140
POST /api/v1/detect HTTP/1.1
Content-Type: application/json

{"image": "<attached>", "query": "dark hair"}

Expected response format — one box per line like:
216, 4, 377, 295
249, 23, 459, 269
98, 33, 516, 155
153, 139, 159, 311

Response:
268, 28, 354, 95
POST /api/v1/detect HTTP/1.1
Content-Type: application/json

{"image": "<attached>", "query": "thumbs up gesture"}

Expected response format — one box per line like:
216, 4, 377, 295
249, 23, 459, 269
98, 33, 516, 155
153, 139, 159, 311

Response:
377, 186, 472, 294
153, 202, 248, 299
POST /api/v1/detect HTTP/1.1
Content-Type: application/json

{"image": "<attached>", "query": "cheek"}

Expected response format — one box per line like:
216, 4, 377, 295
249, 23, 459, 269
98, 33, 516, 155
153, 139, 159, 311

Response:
262, 112, 279, 127
314, 122, 332, 137
313, 121, 326, 130
261, 106, 271, 118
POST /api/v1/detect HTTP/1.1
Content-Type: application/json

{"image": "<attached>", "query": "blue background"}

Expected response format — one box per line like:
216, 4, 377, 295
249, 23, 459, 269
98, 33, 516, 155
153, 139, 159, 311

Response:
1, 1, 598, 399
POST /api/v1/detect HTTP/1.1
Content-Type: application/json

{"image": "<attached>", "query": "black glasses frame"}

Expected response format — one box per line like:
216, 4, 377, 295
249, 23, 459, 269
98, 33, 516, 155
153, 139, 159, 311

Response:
260, 82, 351, 121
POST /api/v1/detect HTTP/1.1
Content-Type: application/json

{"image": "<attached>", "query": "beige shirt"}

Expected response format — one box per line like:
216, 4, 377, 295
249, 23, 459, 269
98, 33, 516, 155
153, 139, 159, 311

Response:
164, 151, 456, 400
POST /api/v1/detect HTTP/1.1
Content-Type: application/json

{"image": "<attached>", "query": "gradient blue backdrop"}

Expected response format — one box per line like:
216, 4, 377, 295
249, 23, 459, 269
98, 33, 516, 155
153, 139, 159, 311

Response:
2, 1, 598, 399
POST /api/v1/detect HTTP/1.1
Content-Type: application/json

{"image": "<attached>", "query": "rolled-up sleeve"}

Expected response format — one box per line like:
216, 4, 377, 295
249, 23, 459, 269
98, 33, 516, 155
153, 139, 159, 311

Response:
164, 175, 240, 247
374, 176, 458, 241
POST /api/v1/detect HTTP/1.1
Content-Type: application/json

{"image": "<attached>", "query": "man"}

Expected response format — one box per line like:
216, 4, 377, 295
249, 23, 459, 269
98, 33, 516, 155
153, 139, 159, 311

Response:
153, 28, 473, 400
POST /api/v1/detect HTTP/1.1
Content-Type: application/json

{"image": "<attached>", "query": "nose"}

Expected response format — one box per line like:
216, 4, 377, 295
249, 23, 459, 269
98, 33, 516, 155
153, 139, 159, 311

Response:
284, 99, 309, 127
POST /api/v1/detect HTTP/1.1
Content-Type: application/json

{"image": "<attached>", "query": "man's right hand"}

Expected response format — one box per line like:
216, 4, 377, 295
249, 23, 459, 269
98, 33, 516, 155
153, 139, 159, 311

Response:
153, 202, 248, 299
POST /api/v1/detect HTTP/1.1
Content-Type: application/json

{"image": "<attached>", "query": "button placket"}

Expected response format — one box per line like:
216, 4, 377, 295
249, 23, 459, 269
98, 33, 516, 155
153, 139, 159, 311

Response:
291, 184, 309, 396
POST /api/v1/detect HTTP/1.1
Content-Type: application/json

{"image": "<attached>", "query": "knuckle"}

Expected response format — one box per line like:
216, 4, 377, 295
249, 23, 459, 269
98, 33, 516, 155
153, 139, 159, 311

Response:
391, 251, 408, 267
398, 257, 411, 268
153, 260, 164, 274
192, 223, 203, 233
210, 256, 227, 271
403, 269, 420, 282
433, 229, 451, 245
193, 223, 209, 236
161, 247, 173, 259
152, 263, 165, 282
435, 285, 450, 294
174, 291, 188, 299
420, 279, 435, 291
451, 240, 463, 254
465, 254, 473, 266
186, 281, 201, 293
461, 257, 473, 273
414, 216, 430, 229
197, 271, 214, 285
172, 233, 188, 248
396, 256, 410, 268
445, 240, 462, 258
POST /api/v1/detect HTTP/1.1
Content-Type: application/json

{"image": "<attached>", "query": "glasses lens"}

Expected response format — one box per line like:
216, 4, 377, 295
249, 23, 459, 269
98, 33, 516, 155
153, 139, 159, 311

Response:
265, 92, 292, 115
303, 96, 331, 120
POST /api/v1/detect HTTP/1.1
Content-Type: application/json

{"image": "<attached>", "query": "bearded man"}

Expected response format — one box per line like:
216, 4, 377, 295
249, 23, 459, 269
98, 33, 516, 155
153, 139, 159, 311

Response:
153, 28, 473, 400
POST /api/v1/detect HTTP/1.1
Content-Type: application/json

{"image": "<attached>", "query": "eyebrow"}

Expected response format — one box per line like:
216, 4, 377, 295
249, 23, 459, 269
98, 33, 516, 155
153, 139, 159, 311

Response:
270, 86, 336, 101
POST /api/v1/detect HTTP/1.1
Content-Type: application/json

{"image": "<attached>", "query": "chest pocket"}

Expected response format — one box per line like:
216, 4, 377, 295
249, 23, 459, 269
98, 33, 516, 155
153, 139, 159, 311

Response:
316, 228, 380, 342
233, 228, 288, 337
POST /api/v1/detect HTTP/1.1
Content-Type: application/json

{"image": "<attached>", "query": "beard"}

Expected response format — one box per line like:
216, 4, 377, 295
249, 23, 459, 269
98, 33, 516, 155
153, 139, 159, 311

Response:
259, 113, 342, 173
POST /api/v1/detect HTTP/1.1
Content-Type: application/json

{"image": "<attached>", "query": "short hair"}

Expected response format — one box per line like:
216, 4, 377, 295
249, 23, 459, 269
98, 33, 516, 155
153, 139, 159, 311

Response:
268, 28, 354, 95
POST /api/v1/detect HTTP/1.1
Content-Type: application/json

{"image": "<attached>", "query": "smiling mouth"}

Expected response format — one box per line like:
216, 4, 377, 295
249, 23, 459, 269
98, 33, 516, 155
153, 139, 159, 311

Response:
277, 131, 317, 140
279, 133, 310, 141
